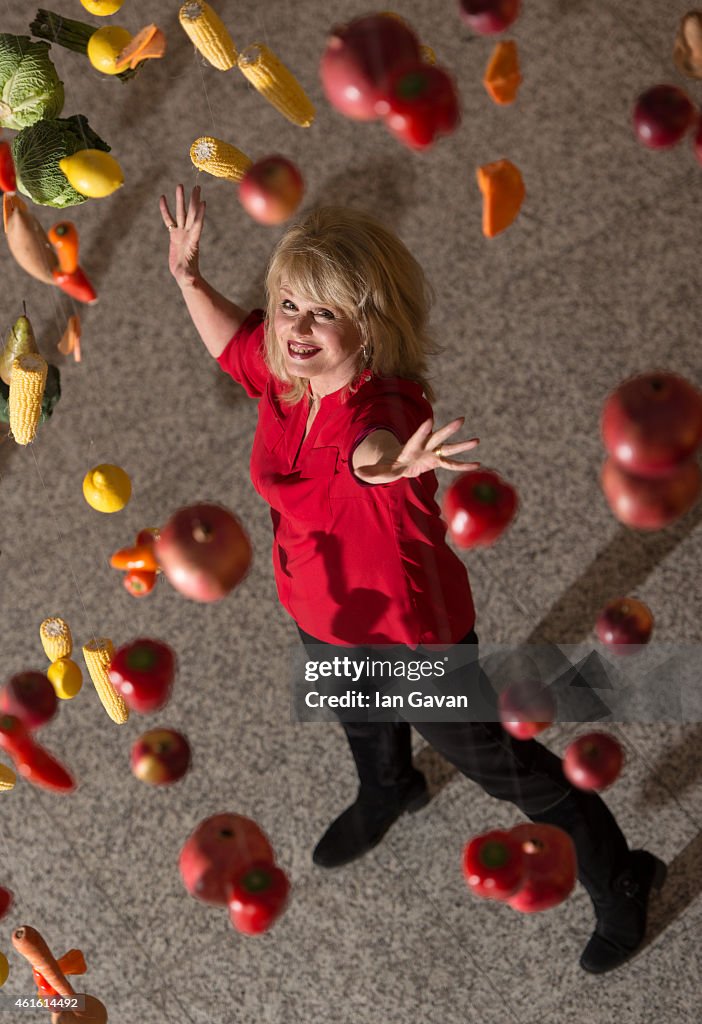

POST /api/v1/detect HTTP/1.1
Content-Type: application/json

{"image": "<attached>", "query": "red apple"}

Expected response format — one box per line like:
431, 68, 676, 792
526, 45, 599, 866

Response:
239, 156, 304, 226
179, 813, 275, 906
563, 732, 624, 791
130, 728, 191, 786
0, 886, 12, 920
498, 679, 556, 739
595, 597, 654, 652
506, 823, 577, 913
320, 13, 421, 121
458, 0, 521, 35
601, 371, 702, 477
463, 829, 525, 900
0, 672, 57, 730
601, 456, 702, 529
442, 468, 518, 548
154, 503, 252, 603
633, 84, 696, 149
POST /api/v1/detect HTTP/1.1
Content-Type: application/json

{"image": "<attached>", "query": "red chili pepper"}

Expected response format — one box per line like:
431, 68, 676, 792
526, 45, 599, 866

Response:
0, 141, 16, 193
377, 62, 460, 149
0, 714, 75, 793
108, 638, 176, 714
227, 862, 290, 935
52, 266, 98, 304
123, 569, 157, 597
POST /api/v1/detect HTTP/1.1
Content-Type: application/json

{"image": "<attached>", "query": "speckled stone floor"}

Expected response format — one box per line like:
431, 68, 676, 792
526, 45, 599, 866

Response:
1, 1, 701, 1022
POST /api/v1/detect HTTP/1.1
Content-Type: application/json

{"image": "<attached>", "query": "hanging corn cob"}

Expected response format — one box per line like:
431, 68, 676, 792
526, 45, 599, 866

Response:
179, 1, 237, 70
82, 637, 129, 724
237, 44, 315, 127
0, 763, 16, 791
40, 617, 73, 662
8, 354, 47, 446
190, 136, 253, 181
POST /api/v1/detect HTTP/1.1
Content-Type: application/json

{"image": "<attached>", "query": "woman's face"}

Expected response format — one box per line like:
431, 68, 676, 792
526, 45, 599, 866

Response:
273, 284, 364, 396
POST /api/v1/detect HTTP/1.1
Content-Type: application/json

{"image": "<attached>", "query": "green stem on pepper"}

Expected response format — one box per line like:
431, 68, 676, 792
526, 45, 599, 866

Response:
29, 9, 139, 82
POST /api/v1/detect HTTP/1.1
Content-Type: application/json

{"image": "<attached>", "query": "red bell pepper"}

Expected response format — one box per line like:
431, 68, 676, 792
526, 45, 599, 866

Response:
108, 638, 175, 714
506, 824, 577, 913
462, 829, 525, 900
52, 266, 98, 304
0, 141, 16, 193
0, 714, 75, 793
123, 569, 158, 597
227, 862, 290, 935
377, 62, 460, 149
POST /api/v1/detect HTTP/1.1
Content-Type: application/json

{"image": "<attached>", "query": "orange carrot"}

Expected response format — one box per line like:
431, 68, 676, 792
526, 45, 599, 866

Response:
48, 222, 79, 274
476, 159, 526, 238
483, 41, 522, 105
109, 543, 160, 573
11, 926, 75, 998
114, 24, 167, 71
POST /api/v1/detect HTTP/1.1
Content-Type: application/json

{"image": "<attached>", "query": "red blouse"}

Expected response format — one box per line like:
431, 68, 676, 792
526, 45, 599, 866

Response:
216, 310, 475, 648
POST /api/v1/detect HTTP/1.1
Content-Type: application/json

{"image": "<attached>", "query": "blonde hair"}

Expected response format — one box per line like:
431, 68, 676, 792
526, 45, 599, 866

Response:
263, 206, 437, 404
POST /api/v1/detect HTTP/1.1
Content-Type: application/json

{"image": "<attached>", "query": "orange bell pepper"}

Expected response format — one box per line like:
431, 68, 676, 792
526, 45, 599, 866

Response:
476, 159, 525, 238
483, 41, 522, 105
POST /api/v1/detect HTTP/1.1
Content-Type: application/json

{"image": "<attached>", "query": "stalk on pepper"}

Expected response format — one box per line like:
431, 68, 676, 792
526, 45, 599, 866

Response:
29, 9, 138, 82
0, 714, 75, 793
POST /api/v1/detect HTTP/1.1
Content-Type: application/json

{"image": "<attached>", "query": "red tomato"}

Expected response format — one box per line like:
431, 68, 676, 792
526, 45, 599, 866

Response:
506, 824, 577, 913
442, 468, 518, 547
462, 829, 525, 899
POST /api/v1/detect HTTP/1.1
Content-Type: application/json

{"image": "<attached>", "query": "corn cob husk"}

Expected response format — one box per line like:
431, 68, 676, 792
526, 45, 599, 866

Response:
8, 353, 47, 446
82, 638, 129, 724
238, 43, 315, 127
179, 1, 237, 70
40, 617, 73, 662
190, 136, 253, 182
0, 763, 16, 791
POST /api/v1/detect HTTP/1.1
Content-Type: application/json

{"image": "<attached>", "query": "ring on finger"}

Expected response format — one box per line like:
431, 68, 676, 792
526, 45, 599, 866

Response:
434, 446, 443, 458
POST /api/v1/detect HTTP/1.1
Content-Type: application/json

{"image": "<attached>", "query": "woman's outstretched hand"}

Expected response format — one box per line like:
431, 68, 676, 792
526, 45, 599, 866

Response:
159, 184, 206, 288
353, 417, 480, 485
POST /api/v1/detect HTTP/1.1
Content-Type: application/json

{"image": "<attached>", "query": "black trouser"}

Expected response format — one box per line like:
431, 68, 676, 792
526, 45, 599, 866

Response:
297, 626, 632, 909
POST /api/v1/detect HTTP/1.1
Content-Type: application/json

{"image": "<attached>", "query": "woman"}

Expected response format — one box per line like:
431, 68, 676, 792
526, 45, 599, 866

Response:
160, 185, 665, 974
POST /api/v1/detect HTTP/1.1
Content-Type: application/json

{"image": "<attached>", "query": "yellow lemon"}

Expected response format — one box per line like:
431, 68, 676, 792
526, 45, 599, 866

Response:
87, 26, 132, 74
59, 150, 124, 199
0, 951, 8, 987
47, 658, 83, 699
83, 463, 132, 513
81, 0, 124, 14
0, 763, 16, 792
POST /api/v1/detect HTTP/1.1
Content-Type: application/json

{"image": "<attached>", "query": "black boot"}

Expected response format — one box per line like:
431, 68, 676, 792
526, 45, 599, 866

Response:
528, 788, 666, 972
313, 773, 429, 868
579, 849, 667, 973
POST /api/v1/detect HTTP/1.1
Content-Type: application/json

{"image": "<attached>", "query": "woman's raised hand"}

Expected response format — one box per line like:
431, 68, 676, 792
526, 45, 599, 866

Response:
353, 417, 480, 485
159, 184, 206, 287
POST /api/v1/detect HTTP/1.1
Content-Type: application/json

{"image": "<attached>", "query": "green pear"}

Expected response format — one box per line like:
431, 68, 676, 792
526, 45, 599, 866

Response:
0, 315, 38, 386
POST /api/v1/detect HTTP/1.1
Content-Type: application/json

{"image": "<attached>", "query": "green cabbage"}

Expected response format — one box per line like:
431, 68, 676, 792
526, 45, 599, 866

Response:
0, 34, 64, 130
12, 114, 111, 208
